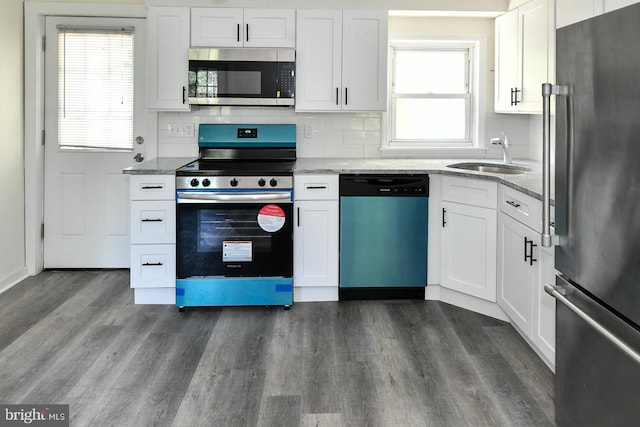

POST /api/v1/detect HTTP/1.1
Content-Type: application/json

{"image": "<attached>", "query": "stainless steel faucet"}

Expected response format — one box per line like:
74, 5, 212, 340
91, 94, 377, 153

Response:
491, 132, 512, 164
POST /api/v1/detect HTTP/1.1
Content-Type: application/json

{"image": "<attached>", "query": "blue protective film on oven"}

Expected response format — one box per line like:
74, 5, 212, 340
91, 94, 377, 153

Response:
198, 124, 296, 148
176, 277, 293, 307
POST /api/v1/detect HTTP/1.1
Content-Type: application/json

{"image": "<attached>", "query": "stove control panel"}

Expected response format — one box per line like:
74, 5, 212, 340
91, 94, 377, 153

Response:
177, 176, 293, 190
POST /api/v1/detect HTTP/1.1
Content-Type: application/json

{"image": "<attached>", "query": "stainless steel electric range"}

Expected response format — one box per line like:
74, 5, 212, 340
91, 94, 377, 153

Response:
175, 124, 296, 310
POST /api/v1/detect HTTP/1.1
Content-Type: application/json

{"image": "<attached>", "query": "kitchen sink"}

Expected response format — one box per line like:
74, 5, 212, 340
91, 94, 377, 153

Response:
447, 162, 532, 175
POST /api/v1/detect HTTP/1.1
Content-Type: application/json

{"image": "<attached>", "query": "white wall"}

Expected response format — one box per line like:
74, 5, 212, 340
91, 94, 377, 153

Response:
0, 0, 28, 292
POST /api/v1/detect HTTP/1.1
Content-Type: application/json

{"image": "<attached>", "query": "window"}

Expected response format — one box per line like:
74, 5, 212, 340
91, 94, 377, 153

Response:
387, 39, 481, 151
57, 26, 134, 150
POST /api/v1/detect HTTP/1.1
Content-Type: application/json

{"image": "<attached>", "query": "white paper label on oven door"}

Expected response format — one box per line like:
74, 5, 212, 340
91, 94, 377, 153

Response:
257, 204, 286, 232
223, 241, 252, 262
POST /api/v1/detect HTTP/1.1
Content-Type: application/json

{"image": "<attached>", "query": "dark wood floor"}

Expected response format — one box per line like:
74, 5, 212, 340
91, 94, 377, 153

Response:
0, 270, 554, 426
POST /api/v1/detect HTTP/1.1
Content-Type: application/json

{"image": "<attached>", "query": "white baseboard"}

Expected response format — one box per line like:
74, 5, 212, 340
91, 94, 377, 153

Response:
134, 287, 176, 305
294, 286, 339, 302
426, 284, 509, 322
0, 267, 29, 295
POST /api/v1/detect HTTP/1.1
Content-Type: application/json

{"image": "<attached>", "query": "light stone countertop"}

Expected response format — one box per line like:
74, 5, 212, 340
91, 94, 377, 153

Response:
123, 156, 552, 202
123, 157, 196, 175
295, 158, 551, 201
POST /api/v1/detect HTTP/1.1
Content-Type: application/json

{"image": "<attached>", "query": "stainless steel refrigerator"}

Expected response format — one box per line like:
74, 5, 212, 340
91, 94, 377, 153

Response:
542, 4, 640, 426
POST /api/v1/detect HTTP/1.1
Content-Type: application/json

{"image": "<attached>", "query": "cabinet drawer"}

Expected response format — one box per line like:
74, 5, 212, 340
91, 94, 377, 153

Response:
442, 176, 497, 209
294, 174, 339, 200
498, 185, 546, 233
130, 200, 176, 244
129, 175, 175, 201
130, 244, 176, 288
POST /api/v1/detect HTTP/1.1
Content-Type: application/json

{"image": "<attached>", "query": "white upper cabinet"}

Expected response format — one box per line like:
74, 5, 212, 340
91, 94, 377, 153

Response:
296, 10, 388, 112
495, 0, 550, 113
555, 0, 597, 27
556, 0, 639, 28
190, 8, 295, 48
147, 7, 190, 110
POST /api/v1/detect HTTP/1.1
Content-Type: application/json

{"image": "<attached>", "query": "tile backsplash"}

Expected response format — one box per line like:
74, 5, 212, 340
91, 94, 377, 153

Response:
156, 106, 532, 160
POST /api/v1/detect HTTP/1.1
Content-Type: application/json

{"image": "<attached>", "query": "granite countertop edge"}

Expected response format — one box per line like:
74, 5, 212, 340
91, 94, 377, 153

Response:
123, 157, 551, 202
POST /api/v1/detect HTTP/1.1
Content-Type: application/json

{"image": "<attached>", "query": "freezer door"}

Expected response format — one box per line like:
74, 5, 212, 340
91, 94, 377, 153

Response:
554, 275, 640, 427
555, 3, 640, 327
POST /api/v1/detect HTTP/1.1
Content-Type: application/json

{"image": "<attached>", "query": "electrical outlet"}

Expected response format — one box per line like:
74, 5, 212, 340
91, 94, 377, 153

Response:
182, 124, 195, 137
304, 124, 313, 138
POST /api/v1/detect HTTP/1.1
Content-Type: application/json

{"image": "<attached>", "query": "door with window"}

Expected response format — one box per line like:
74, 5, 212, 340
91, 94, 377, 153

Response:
44, 17, 147, 268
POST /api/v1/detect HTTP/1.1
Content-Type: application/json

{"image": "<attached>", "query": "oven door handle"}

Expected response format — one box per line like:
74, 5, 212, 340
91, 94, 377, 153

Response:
177, 191, 292, 204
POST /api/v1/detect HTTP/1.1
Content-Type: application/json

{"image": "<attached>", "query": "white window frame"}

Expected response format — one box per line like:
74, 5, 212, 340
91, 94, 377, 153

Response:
381, 34, 487, 158
56, 25, 136, 152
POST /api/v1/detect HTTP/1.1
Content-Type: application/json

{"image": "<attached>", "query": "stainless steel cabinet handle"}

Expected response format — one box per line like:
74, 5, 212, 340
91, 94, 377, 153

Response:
345, 87, 348, 105
442, 208, 446, 227
544, 283, 640, 365
306, 185, 327, 190
237, 24, 240, 42
142, 262, 163, 266
336, 88, 339, 105
141, 218, 163, 222
297, 207, 300, 227
141, 185, 164, 190
506, 200, 521, 208
246, 23, 249, 42
182, 86, 186, 104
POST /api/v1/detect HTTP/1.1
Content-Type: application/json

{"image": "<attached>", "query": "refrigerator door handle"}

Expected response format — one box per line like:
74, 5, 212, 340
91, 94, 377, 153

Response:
544, 283, 640, 365
541, 83, 567, 247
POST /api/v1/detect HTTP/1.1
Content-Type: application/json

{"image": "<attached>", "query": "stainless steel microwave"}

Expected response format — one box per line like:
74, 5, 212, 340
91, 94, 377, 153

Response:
188, 48, 295, 106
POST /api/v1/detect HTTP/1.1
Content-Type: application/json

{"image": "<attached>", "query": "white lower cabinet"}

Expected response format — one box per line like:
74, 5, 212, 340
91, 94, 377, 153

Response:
497, 184, 555, 370
129, 175, 176, 304
440, 177, 498, 302
293, 174, 339, 301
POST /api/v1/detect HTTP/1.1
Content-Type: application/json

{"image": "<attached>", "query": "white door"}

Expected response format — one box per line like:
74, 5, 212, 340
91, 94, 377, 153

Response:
441, 201, 497, 302
44, 16, 147, 268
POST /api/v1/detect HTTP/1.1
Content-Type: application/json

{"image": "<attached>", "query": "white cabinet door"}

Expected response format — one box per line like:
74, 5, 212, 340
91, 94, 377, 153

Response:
295, 10, 387, 112
294, 200, 339, 287
147, 7, 190, 110
497, 212, 536, 334
518, 0, 549, 112
243, 9, 296, 48
532, 245, 556, 366
191, 8, 295, 48
494, 9, 518, 112
441, 201, 497, 302
341, 11, 388, 111
190, 8, 243, 47
295, 10, 343, 111
494, 0, 549, 113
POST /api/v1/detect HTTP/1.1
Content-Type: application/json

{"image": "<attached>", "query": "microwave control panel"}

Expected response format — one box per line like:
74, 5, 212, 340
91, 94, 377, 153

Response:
277, 63, 295, 99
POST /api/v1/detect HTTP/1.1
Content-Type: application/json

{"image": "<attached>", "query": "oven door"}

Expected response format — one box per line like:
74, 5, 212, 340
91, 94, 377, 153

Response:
176, 190, 293, 279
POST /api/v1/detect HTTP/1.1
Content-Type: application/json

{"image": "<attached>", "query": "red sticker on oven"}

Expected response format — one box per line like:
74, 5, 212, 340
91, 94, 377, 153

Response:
257, 204, 286, 233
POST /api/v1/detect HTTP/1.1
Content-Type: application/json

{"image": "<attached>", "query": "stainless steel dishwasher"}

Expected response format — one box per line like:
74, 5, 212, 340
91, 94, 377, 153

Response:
339, 174, 429, 300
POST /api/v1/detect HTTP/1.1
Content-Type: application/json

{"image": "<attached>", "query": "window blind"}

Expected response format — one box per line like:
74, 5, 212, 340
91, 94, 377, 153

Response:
57, 27, 134, 150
